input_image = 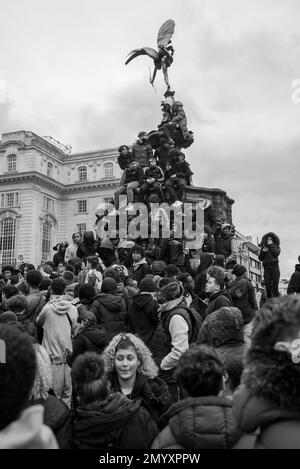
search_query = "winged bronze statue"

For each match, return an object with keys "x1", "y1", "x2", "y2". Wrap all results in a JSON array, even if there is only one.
[{"x1": 125, "y1": 19, "x2": 175, "y2": 89}]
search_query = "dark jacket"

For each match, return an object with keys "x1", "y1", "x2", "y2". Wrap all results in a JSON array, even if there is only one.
[
  {"x1": 128, "y1": 293, "x2": 159, "y2": 346},
  {"x1": 287, "y1": 264, "x2": 300, "y2": 294},
  {"x1": 122, "y1": 165, "x2": 144, "y2": 185},
  {"x1": 118, "y1": 152, "x2": 134, "y2": 171},
  {"x1": 128, "y1": 261, "x2": 151, "y2": 287},
  {"x1": 144, "y1": 166, "x2": 164, "y2": 182},
  {"x1": 70, "y1": 321, "x2": 108, "y2": 366},
  {"x1": 26, "y1": 291, "x2": 47, "y2": 323},
  {"x1": 29, "y1": 393, "x2": 72, "y2": 449},
  {"x1": 92, "y1": 293, "x2": 127, "y2": 341},
  {"x1": 132, "y1": 141, "x2": 153, "y2": 167},
  {"x1": 228, "y1": 277, "x2": 258, "y2": 324},
  {"x1": 109, "y1": 372, "x2": 171, "y2": 425},
  {"x1": 53, "y1": 249, "x2": 66, "y2": 267},
  {"x1": 154, "y1": 147, "x2": 170, "y2": 172},
  {"x1": 205, "y1": 290, "x2": 232, "y2": 317},
  {"x1": 233, "y1": 347, "x2": 300, "y2": 449},
  {"x1": 76, "y1": 231, "x2": 100, "y2": 261},
  {"x1": 73, "y1": 392, "x2": 158, "y2": 449},
  {"x1": 152, "y1": 396, "x2": 240, "y2": 449},
  {"x1": 202, "y1": 235, "x2": 215, "y2": 253},
  {"x1": 166, "y1": 160, "x2": 193, "y2": 183},
  {"x1": 159, "y1": 239, "x2": 185, "y2": 268},
  {"x1": 258, "y1": 232, "x2": 280, "y2": 267}
]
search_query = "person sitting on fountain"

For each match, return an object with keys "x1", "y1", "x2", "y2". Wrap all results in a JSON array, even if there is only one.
[
  {"x1": 117, "y1": 145, "x2": 134, "y2": 171},
  {"x1": 132, "y1": 132, "x2": 153, "y2": 168},
  {"x1": 139, "y1": 158, "x2": 164, "y2": 204},
  {"x1": 164, "y1": 151, "x2": 193, "y2": 206},
  {"x1": 112, "y1": 161, "x2": 144, "y2": 214},
  {"x1": 154, "y1": 137, "x2": 171, "y2": 172}
]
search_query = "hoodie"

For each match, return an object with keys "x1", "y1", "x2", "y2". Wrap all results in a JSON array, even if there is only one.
[
  {"x1": 92, "y1": 293, "x2": 127, "y2": 341},
  {"x1": 36, "y1": 295, "x2": 78, "y2": 357},
  {"x1": 0, "y1": 405, "x2": 58, "y2": 449},
  {"x1": 73, "y1": 393, "x2": 157, "y2": 449},
  {"x1": 128, "y1": 293, "x2": 159, "y2": 345}
]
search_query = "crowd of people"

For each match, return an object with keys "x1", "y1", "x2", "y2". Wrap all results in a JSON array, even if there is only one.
[{"x1": 1, "y1": 215, "x2": 300, "y2": 450}]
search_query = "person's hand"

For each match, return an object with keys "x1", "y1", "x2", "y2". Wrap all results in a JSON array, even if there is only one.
[
  {"x1": 146, "y1": 178, "x2": 151, "y2": 184},
  {"x1": 170, "y1": 174, "x2": 176, "y2": 178},
  {"x1": 262, "y1": 246, "x2": 268, "y2": 252}
]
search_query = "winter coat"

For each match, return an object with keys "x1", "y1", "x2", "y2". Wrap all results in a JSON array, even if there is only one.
[
  {"x1": 70, "y1": 321, "x2": 108, "y2": 365},
  {"x1": 287, "y1": 264, "x2": 300, "y2": 294},
  {"x1": 76, "y1": 231, "x2": 100, "y2": 261},
  {"x1": 91, "y1": 293, "x2": 127, "y2": 341},
  {"x1": 144, "y1": 166, "x2": 164, "y2": 181},
  {"x1": 73, "y1": 393, "x2": 158, "y2": 449},
  {"x1": 128, "y1": 293, "x2": 159, "y2": 346},
  {"x1": 121, "y1": 165, "x2": 144, "y2": 185},
  {"x1": 205, "y1": 290, "x2": 232, "y2": 317},
  {"x1": 159, "y1": 239, "x2": 185, "y2": 268},
  {"x1": 202, "y1": 235, "x2": 215, "y2": 253},
  {"x1": 151, "y1": 396, "x2": 240, "y2": 449},
  {"x1": 36, "y1": 295, "x2": 78, "y2": 357},
  {"x1": 215, "y1": 234, "x2": 238, "y2": 269},
  {"x1": 128, "y1": 260, "x2": 151, "y2": 287},
  {"x1": 53, "y1": 249, "x2": 66, "y2": 267},
  {"x1": 109, "y1": 372, "x2": 171, "y2": 425},
  {"x1": 233, "y1": 347, "x2": 300, "y2": 449},
  {"x1": 228, "y1": 277, "x2": 258, "y2": 324},
  {"x1": 258, "y1": 232, "x2": 281, "y2": 267},
  {"x1": 166, "y1": 160, "x2": 193, "y2": 183},
  {"x1": 118, "y1": 152, "x2": 134, "y2": 171},
  {"x1": 132, "y1": 141, "x2": 153, "y2": 167},
  {"x1": 29, "y1": 393, "x2": 72, "y2": 449}
]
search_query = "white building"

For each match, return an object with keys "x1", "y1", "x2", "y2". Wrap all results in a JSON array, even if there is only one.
[
  {"x1": 0, "y1": 131, "x2": 121, "y2": 267},
  {"x1": 235, "y1": 230, "x2": 263, "y2": 288}
]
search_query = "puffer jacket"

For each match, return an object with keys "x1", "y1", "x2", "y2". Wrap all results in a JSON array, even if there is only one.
[
  {"x1": 128, "y1": 293, "x2": 159, "y2": 346},
  {"x1": 91, "y1": 293, "x2": 127, "y2": 341},
  {"x1": 132, "y1": 141, "x2": 153, "y2": 167},
  {"x1": 287, "y1": 264, "x2": 300, "y2": 294},
  {"x1": 151, "y1": 396, "x2": 240, "y2": 449},
  {"x1": 258, "y1": 232, "x2": 280, "y2": 267}
]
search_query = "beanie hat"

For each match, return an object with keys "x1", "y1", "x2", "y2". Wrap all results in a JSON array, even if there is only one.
[
  {"x1": 62, "y1": 271, "x2": 75, "y2": 284},
  {"x1": 232, "y1": 265, "x2": 247, "y2": 277},
  {"x1": 140, "y1": 278, "x2": 156, "y2": 293},
  {"x1": 158, "y1": 278, "x2": 183, "y2": 302},
  {"x1": 163, "y1": 264, "x2": 181, "y2": 277},
  {"x1": 0, "y1": 311, "x2": 18, "y2": 324},
  {"x1": 101, "y1": 277, "x2": 117, "y2": 295},
  {"x1": 198, "y1": 307, "x2": 244, "y2": 346}
]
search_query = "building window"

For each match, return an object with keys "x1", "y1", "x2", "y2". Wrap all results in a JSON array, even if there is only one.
[
  {"x1": 47, "y1": 162, "x2": 53, "y2": 177},
  {"x1": 77, "y1": 223, "x2": 86, "y2": 235},
  {"x1": 77, "y1": 200, "x2": 87, "y2": 213},
  {"x1": 0, "y1": 192, "x2": 20, "y2": 208},
  {"x1": 78, "y1": 166, "x2": 87, "y2": 181},
  {"x1": 0, "y1": 217, "x2": 16, "y2": 266},
  {"x1": 103, "y1": 162, "x2": 113, "y2": 178},
  {"x1": 7, "y1": 154, "x2": 17, "y2": 172},
  {"x1": 42, "y1": 221, "x2": 52, "y2": 261},
  {"x1": 43, "y1": 196, "x2": 55, "y2": 212}
]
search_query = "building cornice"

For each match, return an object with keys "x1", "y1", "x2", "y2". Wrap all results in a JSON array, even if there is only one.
[{"x1": 0, "y1": 171, "x2": 120, "y2": 194}]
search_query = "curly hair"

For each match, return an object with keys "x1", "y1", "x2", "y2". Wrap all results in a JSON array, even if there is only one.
[
  {"x1": 252, "y1": 295, "x2": 300, "y2": 348},
  {"x1": 29, "y1": 344, "x2": 53, "y2": 400},
  {"x1": 103, "y1": 333, "x2": 158, "y2": 379},
  {"x1": 6, "y1": 294, "x2": 28, "y2": 314},
  {"x1": 174, "y1": 344, "x2": 225, "y2": 397},
  {"x1": 0, "y1": 327, "x2": 36, "y2": 430},
  {"x1": 206, "y1": 266, "x2": 225, "y2": 289},
  {"x1": 71, "y1": 352, "x2": 109, "y2": 404}
]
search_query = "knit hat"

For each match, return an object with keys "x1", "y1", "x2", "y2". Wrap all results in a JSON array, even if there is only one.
[
  {"x1": 101, "y1": 277, "x2": 117, "y2": 294},
  {"x1": 232, "y1": 265, "x2": 247, "y2": 277},
  {"x1": 0, "y1": 311, "x2": 18, "y2": 324},
  {"x1": 158, "y1": 278, "x2": 183, "y2": 302},
  {"x1": 140, "y1": 278, "x2": 156, "y2": 293},
  {"x1": 163, "y1": 264, "x2": 181, "y2": 277},
  {"x1": 198, "y1": 307, "x2": 244, "y2": 346}
]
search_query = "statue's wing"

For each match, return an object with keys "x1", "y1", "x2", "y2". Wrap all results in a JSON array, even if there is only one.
[
  {"x1": 157, "y1": 19, "x2": 175, "y2": 47},
  {"x1": 125, "y1": 47, "x2": 159, "y2": 65}
]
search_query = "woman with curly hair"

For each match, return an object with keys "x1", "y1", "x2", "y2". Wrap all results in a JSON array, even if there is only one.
[
  {"x1": 103, "y1": 333, "x2": 171, "y2": 424},
  {"x1": 28, "y1": 344, "x2": 72, "y2": 449},
  {"x1": 71, "y1": 352, "x2": 158, "y2": 449}
]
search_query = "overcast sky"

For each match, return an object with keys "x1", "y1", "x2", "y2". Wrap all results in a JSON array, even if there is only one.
[{"x1": 0, "y1": 0, "x2": 299, "y2": 278}]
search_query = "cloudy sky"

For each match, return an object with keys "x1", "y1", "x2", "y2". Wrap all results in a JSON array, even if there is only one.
[{"x1": 1, "y1": 0, "x2": 299, "y2": 278}]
